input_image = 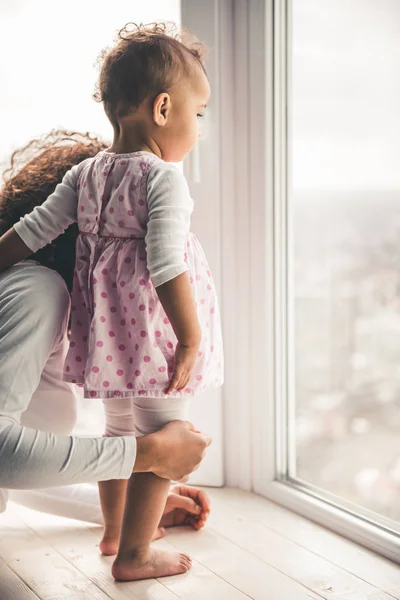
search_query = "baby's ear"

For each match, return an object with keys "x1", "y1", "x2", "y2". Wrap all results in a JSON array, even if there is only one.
[{"x1": 153, "y1": 93, "x2": 171, "y2": 127}]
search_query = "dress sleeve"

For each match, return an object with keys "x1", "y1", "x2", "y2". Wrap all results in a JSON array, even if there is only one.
[
  {"x1": 145, "y1": 162, "x2": 193, "y2": 288},
  {"x1": 13, "y1": 162, "x2": 83, "y2": 253}
]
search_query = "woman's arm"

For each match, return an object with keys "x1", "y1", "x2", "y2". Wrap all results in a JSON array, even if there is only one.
[
  {"x1": 0, "y1": 229, "x2": 32, "y2": 272},
  {"x1": 0, "y1": 164, "x2": 81, "y2": 273}
]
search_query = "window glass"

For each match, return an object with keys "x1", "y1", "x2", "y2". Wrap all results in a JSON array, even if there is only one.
[{"x1": 290, "y1": 0, "x2": 400, "y2": 524}]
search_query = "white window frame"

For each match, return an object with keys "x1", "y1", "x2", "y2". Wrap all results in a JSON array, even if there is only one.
[{"x1": 248, "y1": 0, "x2": 400, "y2": 564}]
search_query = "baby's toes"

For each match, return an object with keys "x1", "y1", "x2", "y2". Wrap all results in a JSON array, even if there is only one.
[{"x1": 179, "y1": 553, "x2": 192, "y2": 572}]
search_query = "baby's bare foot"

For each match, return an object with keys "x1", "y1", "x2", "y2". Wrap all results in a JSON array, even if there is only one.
[
  {"x1": 100, "y1": 535, "x2": 119, "y2": 556},
  {"x1": 152, "y1": 527, "x2": 166, "y2": 542},
  {"x1": 100, "y1": 525, "x2": 120, "y2": 556},
  {"x1": 112, "y1": 548, "x2": 192, "y2": 581},
  {"x1": 100, "y1": 528, "x2": 165, "y2": 556}
]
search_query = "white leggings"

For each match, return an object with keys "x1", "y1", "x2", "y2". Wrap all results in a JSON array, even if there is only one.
[{"x1": 102, "y1": 396, "x2": 190, "y2": 438}]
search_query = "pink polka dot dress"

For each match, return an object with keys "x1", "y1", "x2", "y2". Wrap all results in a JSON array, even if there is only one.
[{"x1": 64, "y1": 151, "x2": 224, "y2": 398}]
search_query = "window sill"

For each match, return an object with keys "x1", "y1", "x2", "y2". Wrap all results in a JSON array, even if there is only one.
[{"x1": 259, "y1": 479, "x2": 400, "y2": 565}]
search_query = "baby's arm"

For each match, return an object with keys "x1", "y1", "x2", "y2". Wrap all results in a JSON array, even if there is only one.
[
  {"x1": 0, "y1": 164, "x2": 81, "y2": 273},
  {"x1": 146, "y1": 163, "x2": 202, "y2": 394},
  {"x1": 157, "y1": 274, "x2": 202, "y2": 394}
]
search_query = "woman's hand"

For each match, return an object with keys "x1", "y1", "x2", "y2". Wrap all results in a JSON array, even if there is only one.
[
  {"x1": 162, "y1": 484, "x2": 211, "y2": 530},
  {"x1": 135, "y1": 420, "x2": 212, "y2": 481},
  {"x1": 166, "y1": 342, "x2": 199, "y2": 395}
]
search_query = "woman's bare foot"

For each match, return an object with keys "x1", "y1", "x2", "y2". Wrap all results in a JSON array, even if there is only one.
[
  {"x1": 112, "y1": 548, "x2": 192, "y2": 581},
  {"x1": 100, "y1": 527, "x2": 165, "y2": 556}
]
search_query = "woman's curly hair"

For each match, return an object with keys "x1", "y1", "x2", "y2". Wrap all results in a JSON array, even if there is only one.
[{"x1": 0, "y1": 129, "x2": 108, "y2": 290}]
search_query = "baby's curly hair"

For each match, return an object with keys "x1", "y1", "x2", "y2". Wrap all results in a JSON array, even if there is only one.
[
  {"x1": 0, "y1": 130, "x2": 108, "y2": 289},
  {"x1": 94, "y1": 22, "x2": 207, "y2": 128}
]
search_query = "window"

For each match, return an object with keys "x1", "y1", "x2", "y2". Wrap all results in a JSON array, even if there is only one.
[{"x1": 288, "y1": 0, "x2": 400, "y2": 529}]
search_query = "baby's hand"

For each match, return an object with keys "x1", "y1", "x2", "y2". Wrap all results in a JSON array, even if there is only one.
[{"x1": 166, "y1": 342, "x2": 199, "y2": 395}]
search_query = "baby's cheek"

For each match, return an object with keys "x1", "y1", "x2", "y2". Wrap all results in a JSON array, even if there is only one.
[{"x1": 186, "y1": 124, "x2": 199, "y2": 153}]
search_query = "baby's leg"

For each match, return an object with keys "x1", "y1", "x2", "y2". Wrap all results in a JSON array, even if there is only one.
[
  {"x1": 98, "y1": 398, "x2": 135, "y2": 556},
  {"x1": 112, "y1": 396, "x2": 191, "y2": 582}
]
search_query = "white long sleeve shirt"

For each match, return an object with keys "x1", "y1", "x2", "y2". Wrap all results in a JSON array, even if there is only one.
[{"x1": 0, "y1": 261, "x2": 137, "y2": 489}]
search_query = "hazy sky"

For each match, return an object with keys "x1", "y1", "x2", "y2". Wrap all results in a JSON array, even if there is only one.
[
  {"x1": 292, "y1": 0, "x2": 400, "y2": 190},
  {"x1": 0, "y1": 0, "x2": 180, "y2": 169},
  {"x1": 0, "y1": 0, "x2": 399, "y2": 191}
]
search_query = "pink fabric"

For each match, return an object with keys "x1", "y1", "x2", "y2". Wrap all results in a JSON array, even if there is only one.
[{"x1": 64, "y1": 151, "x2": 223, "y2": 398}]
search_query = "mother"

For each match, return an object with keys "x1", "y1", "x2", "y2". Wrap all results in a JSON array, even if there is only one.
[{"x1": 0, "y1": 130, "x2": 210, "y2": 532}]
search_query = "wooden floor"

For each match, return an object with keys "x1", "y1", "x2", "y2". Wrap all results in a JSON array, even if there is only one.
[{"x1": 0, "y1": 487, "x2": 399, "y2": 600}]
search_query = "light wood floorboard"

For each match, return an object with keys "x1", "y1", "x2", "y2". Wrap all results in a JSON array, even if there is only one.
[
  {"x1": 207, "y1": 488, "x2": 400, "y2": 599},
  {"x1": 0, "y1": 487, "x2": 398, "y2": 600}
]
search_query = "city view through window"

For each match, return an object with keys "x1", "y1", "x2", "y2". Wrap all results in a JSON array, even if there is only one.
[{"x1": 291, "y1": 0, "x2": 400, "y2": 523}]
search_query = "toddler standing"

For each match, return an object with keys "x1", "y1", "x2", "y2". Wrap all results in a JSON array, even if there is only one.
[{"x1": 0, "y1": 23, "x2": 223, "y2": 581}]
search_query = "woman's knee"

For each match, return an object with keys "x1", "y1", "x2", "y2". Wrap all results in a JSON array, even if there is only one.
[{"x1": 22, "y1": 387, "x2": 79, "y2": 436}]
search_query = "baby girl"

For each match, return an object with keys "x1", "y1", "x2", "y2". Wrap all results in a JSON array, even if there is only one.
[{"x1": 0, "y1": 23, "x2": 223, "y2": 581}]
